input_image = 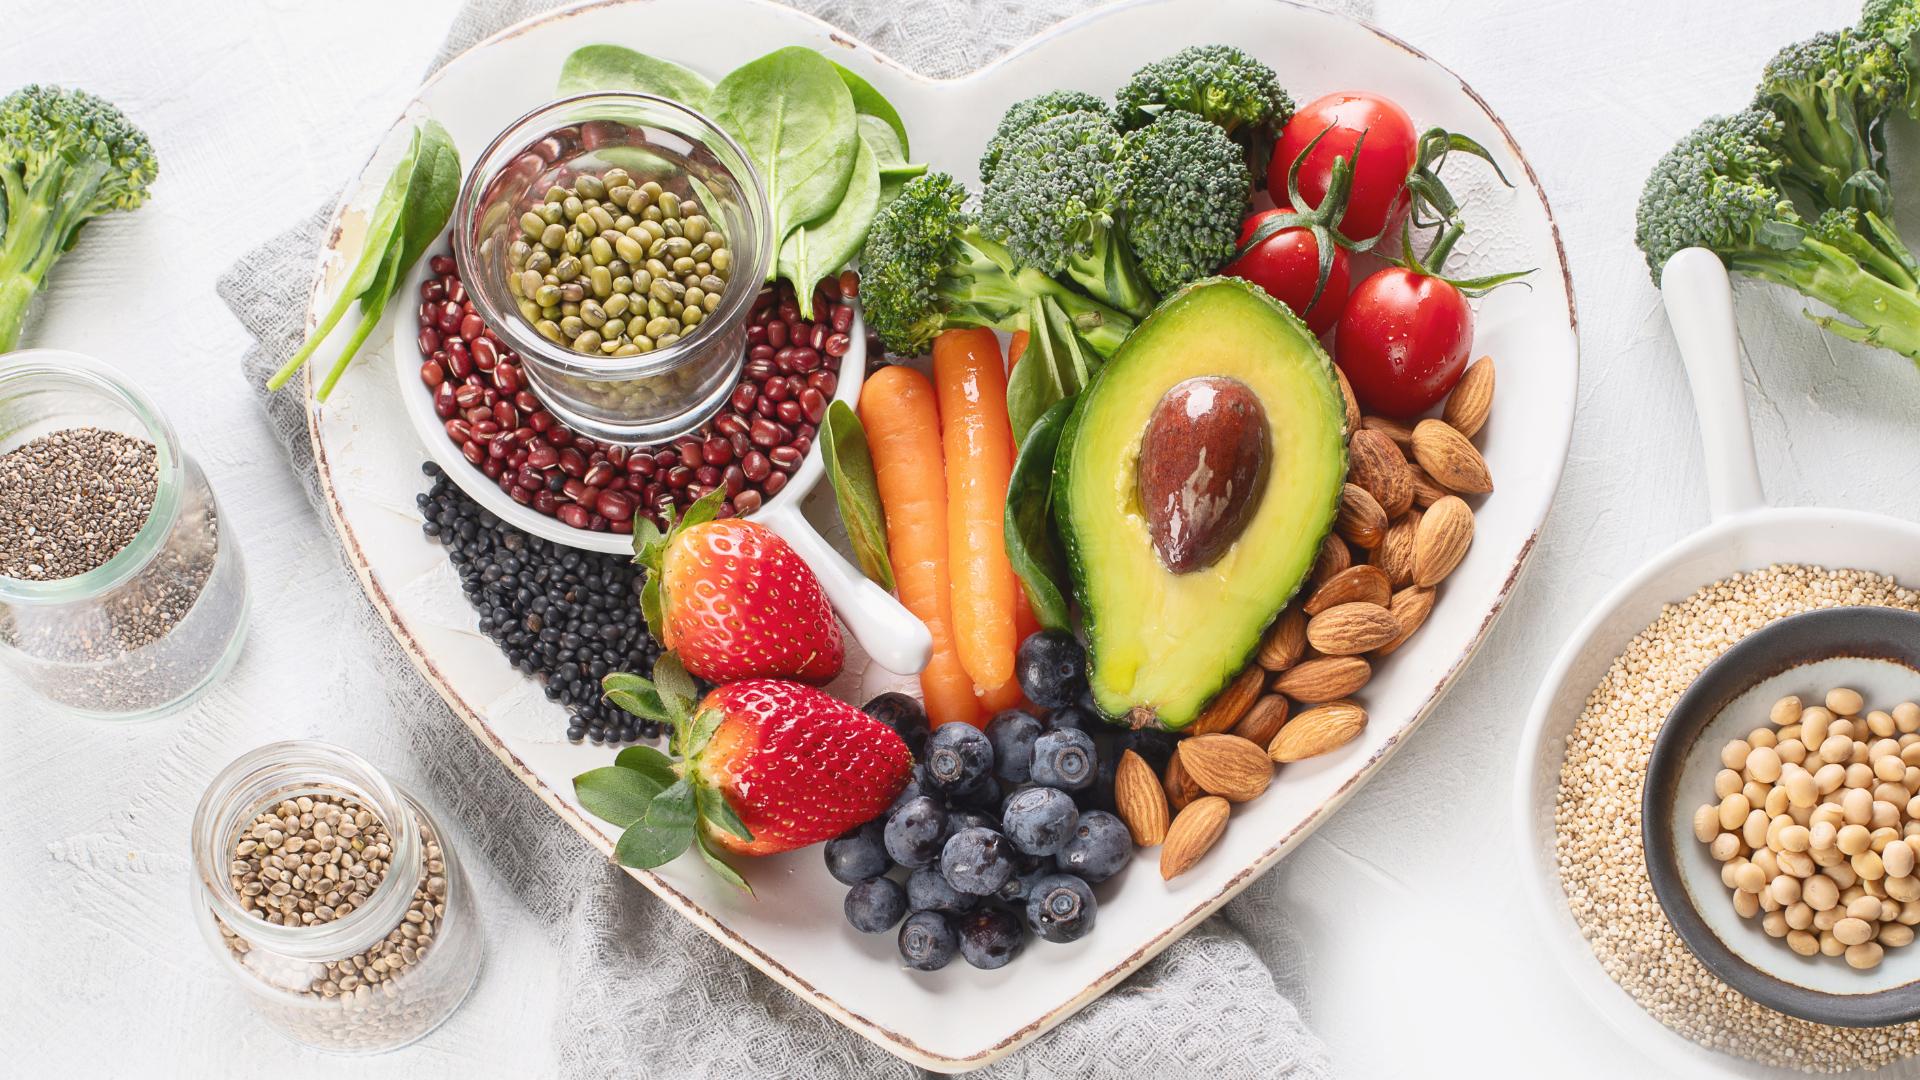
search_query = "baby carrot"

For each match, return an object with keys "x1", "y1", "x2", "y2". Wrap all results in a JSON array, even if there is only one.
[
  {"x1": 933, "y1": 328, "x2": 1019, "y2": 692},
  {"x1": 1008, "y1": 329, "x2": 1030, "y2": 371},
  {"x1": 977, "y1": 675, "x2": 1027, "y2": 716},
  {"x1": 859, "y1": 365, "x2": 981, "y2": 729}
]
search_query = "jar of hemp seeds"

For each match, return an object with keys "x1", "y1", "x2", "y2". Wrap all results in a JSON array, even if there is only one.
[
  {"x1": 190, "y1": 741, "x2": 482, "y2": 1053},
  {"x1": 0, "y1": 350, "x2": 249, "y2": 719}
]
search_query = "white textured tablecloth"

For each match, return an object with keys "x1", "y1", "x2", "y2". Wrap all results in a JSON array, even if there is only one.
[{"x1": 7, "y1": 0, "x2": 1920, "y2": 1076}]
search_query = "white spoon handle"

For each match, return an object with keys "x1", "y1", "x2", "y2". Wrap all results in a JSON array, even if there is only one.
[
  {"x1": 1660, "y1": 248, "x2": 1768, "y2": 520},
  {"x1": 756, "y1": 500, "x2": 932, "y2": 677}
]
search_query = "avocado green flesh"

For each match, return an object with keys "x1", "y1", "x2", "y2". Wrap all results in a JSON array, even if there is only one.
[{"x1": 1057, "y1": 278, "x2": 1348, "y2": 730}]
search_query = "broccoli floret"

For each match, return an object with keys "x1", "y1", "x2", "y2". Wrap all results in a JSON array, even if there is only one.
[
  {"x1": 977, "y1": 90, "x2": 1112, "y2": 185},
  {"x1": 858, "y1": 172, "x2": 1136, "y2": 358},
  {"x1": 1114, "y1": 44, "x2": 1293, "y2": 140},
  {"x1": 1861, "y1": 0, "x2": 1920, "y2": 110},
  {"x1": 0, "y1": 85, "x2": 157, "y2": 351},
  {"x1": 1752, "y1": 29, "x2": 1906, "y2": 218},
  {"x1": 1636, "y1": 109, "x2": 1920, "y2": 361},
  {"x1": 979, "y1": 111, "x2": 1157, "y2": 318},
  {"x1": 1117, "y1": 112, "x2": 1252, "y2": 295}
]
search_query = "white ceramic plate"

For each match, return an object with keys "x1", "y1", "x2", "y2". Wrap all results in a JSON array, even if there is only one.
[{"x1": 302, "y1": 0, "x2": 1577, "y2": 1068}]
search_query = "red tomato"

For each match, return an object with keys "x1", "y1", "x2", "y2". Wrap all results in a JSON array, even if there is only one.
[
  {"x1": 1272, "y1": 92, "x2": 1419, "y2": 245},
  {"x1": 1335, "y1": 266, "x2": 1473, "y2": 419},
  {"x1": 1221, "y1": 207, "x2": 1350, "y2": 337}
]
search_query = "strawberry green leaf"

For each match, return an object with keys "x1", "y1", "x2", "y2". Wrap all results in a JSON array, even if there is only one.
[
  {"x1": 612, "y1": 778, "x2": 698, "y2": 869},
  {"x1": 632, "y1": 514, "x2": 665, "y2": 566},
  {"x1": 695, "y1": 833, "x2": 753, "y2": 894},
  {"x1": 604, "y1": 680, "x2": 669, "y2": 723},
  {"x1": 640, "y1": 573, "x2": 665, "y2": 641},
  {"x1": 574, "y1": 766, "x2": 665, "y2": 828},
  {"x1": 686, "y1": 707, "x2": 724, "y2": 758},
  {"x1": 677, "y1": 488, "x2": 726, "y2": 532},
  {"x1": 651, "y1": 652, "x2": 698, "y2": 714},
  {"x1": 613, "y1": 745, "x2": 679, "y2": 789},
  {"x1": 697, "y1": 784, "x2": 753, "y2": 842}
]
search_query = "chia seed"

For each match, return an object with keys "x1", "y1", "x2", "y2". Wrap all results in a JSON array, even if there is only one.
[{"x1": 0, "y1": 427, "x2": 156, "y2": 580}]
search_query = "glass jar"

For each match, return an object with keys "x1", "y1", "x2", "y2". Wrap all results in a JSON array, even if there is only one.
[
  {"x1": 190, "y1": 741, "x2": 482, "y2": 1054},
  {"x1": 456, "y1": 91, "x2": 772, "y2": 445},
  {"x1": 0, "y1": 350, "x2": 249, "y2": 720}
]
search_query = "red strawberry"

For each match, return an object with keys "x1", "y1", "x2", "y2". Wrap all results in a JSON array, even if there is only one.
[{"x1": 636, "y1": 490, "x2": 843, "y2": 684}]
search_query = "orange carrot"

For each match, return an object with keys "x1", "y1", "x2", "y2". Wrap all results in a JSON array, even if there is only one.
[
  {"x1": 1013, "y1": 587, "x2": 1041, "y2": 644},
  {"x1": 977, "y1": 675, "x2": 1026, "y2": 716},
  {"x1": 859, "y1": 365, "x2": 981, "y2": 729},
  {"x1": 933, "y1": 328, "x2": 1020, "y2": 692},
  {"x1": 1007, "y1": 329, "x2": 1030, "y2": 371}
]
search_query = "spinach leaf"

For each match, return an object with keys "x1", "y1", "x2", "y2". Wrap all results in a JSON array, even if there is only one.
[
  {"x1": 710, "y1": 47, "x2": 859, "y2": 261},
  {"x1": 392, "y1": 119, "x2": 462, "y2": 276},
  {"x1": 831, "y1": 61, "x2": 910, "y2": 157},
  {"x1": 818, "y1": 400, "x2": 894, "y2": 590},
  {"x1": 1005, "y1": 398, "x2": 1075, "y2": 631},
  {"x1": 855, "y1": 113, "x2": 926, "y2": 208},
  {"x1": 1006, "y1": 295, "x2": 1101, "y2": 447},
  {"x1": 557, "y1": 44, "x2": 713, "y2": 108},
  {"x1": 778, "y1": 130, "x2": 880, "y2": 319}
]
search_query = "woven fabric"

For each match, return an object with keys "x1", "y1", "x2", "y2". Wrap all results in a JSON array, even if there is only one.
[{"x1": 218, "y1": 2, "x2": 1343, "y2": 1075}]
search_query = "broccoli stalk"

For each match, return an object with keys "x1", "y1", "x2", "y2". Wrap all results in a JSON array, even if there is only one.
[
  {"x1": 0, "y1": 85, "x2": 157, "y2": 352},
  {"x1": 859, "y1": 172, "x2": 1136, "y2": 358},
  {"x1": 1753, "y1": 30, "x2": 1906, "y2": 222}
]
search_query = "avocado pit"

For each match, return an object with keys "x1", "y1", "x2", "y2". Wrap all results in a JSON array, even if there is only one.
[{"x1": 1136, "y1": 375, "x2": 1271, "y2": 574}]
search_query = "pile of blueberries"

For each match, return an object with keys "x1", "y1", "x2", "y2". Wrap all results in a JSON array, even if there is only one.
[{"x1": 826, "y1": 631, "x2": 1179, "y2": 971}]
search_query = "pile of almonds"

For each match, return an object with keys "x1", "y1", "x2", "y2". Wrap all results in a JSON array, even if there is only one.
[{"x1": 1117, "y1": 357, "x2": 1497, "y2": 880}]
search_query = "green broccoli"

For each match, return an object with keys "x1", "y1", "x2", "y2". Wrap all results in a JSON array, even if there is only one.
[
  {"x1": 1117, "y1": 111, "x2": 1252, "y2": 295},
  {"x1": 1861, "y1": 0, "x2": 1920, "y2": 111},
  {"x1": 0, "y1": 85, "x2": 157, "y2": 351},
  {"x1": 977, "y1": 89, "x2": 1112, "y2": 185},
  {"x1": 1752, "y1": 29, "x2": 1906, "y2": 220},
  {"x1": 979, "y1": 110, "x2": 1158, "y2": 319},
  {"x1": 1636, "y1": 109, "x2": 1920, "y2": 361},
  {"x1": 1113, "y1": 44, "x2": 1292, "y2": 139},
  {"x1": 858, "y1": 172, "x2": 1136, "y2": 358}
]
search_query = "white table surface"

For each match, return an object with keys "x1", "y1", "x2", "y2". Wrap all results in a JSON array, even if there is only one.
[{"x1": 6, "y1": 0, "x2": 1919, "y2": 1076}]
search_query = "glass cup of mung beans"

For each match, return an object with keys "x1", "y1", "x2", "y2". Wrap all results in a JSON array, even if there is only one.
[{"x1": 456, "y1": 92, "x2": 772, "y2": 445}]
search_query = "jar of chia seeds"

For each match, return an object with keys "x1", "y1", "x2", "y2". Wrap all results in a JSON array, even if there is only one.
[
  {"x1": 190, "y1": 741, "x2": 482, "y2": 1053},
  {"x1": 0, "y1": 349, "x2": 249, "y2": 719}
]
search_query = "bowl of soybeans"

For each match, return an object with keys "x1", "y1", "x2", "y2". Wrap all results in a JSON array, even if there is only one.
[{"x1": 1644, "y1": 605, "x2": 1920, "y2": 1026}]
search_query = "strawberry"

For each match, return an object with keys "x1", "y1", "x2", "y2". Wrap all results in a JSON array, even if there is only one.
[
  {"x1": 634, "y1": 489, "x2": 843, "y2": 684},
  {"x1": 572, "y1": 656, "x2": 911, "y2": 889}
]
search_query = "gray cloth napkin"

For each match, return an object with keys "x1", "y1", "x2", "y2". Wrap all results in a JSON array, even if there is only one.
[{"x1": 219, "y1": 2, "x2": 1342, "y2": 1075}]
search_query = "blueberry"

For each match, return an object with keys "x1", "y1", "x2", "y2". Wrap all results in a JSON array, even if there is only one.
[
  {"x1": 947, "y1": 808, "x2": 998, "y2": 834},
  {"x1": 824, "y1": 821, "x2": 890, "y2": 885},
  {"x1": 1114, "y1": 727, "x2": 1178, "y2": 774},
  {"x1": 1016, "y1": 630, "x2": 1087, "y2": 709},
  {"x1": 923, "y1": 724, "x2": 995, "y2": 796},
  {"x1": 884, "y1": 796, "x2": 948, "y2": 868},
  {"x1": 1044, "y1": 704, "x2": 1095, "y2": 735},
  {"x1": 985, "y1": 710, "x2": 1044, "y2": 784},
  {"x1": 1030, "y1": 728, "x2": 1098, "y2": 790},
  {"x1": 952, "y1": 774, "x2": 1003, "y2": 812},
  {"x1": 898, "y1": 911, "x2": 958, "y2": 971},
  {"x1": 1000, "y1": 785, "x2": 1079, "y2": 856},
  {"x1": 907, "y1": 866, "x2": 977, "y2": 915},
  {"x1": 940, "y1": 827, "x2": 1017, "y2": 896},
  {"x1": 1024, "y1": 873, "x2": 1097, "y2": 943},
  {"x1": 864, "y1": 692, "x2": 930, "y2": 759},
  {"x1": 1076, "y1": 753, "x2": 1119, "y2": 814},
  {"x1": 844, "y1": 877, "x2": 908, "y2": 933},
  {"x1": 994, "y1": 859, "x2": 1057, "y2": 905},
  {"x1": 956, "y1": 906, "x2": 1026, "y2": 970},
  {"x1": 1057, "y1": 810, "x2": 1131, "y2": 883},
  {"x1": 889, "y1": 773, "x2": 926, "y2": 812}
]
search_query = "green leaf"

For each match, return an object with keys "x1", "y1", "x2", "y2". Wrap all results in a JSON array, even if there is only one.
[
  {"x1": 1004, "y1": 397, "x2": 1075, "y2": 631},
  {"x1": 695, "y1": 833, "x2": 753, "y2": 894},
  {"x1": 686, "y1": 707, "x2": 724, "y2": 758},
  {"x1": 557, "y1": 45, "x2": 714, "y2": 108},
  {"x1": 696, "y1": 784, "x2": 753, "y2": 842},
  {"x1": 819, "y1": 401, "x2": 894, "y2": 589},
  {"x1": 677, "y1": 488, "x2": 726, "y2": 532},
  {"x1": 710, "y1": 47, "x2": 859, "y2": 261},
  {"x1": 651, "y1": 652, "x2": 698, "y2": 714},
  {"x1": 612, "y1": 778, "x2": 698, "y2": 868},
  {"x1": 605, "y1": 687, "x2": 667, "y2": 722},
  {"x1": 1006, "y1": 295, "x2": 1102, "y2": 448},
  {"x1": 779, "y1": 131, "x2": 880, "y2": 319},
  {"x1": 640, "y1": 572, "x2": 664, "y2": 641},
  {"x1": 632, "y1": 513, "x2": 665, "y2": 564},
  {"x1": 574, "y1": 766, "x2": 666, "y2": 828},
  {"x1": 857, "y1": 114, "x2": 907, "y2": 168},
  {"x1": 832, "y1": 61, "x2": 910, "y2": 157},
  {"x1": 392, "y1": 119, "x2": 461, "y2": 283},
  {"x1": 613, "y1": 744, "x2": 679, "y2": 790}
]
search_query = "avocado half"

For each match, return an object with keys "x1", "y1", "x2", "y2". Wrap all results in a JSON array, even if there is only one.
[{"x1": 1055, "y1": 277, "x2": 1348, "y2": 730}]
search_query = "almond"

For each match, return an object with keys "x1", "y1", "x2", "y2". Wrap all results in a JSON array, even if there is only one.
[
  {"x1": 1160, "y1": 796, "x2": 1230, "y2": 880},
  {"x1": 1304, "y1": 564, "x2": 1392, "y2": 615},
  {"x1": 1256, "y1": 606, "x2": 1308, "y2": 672},
  {"x1": 1269, "y1": 700, "x2": 1368, "y2": 762},
  {"x1": 1371, "y1": 509, "x2": 1421, "y2": 588},
  {"x1": 1115, "y1": 750, "x2": 1170, "y2": 846},
  {"x1": 1333, "y1": 364, "x2": 1361, "y2": 437},
  {"x1": 1189, "y1": 665, "x2": 1265, "y2": 736},
  {"x1": 1230, "y1": 693, "x2": 1291, "y2": 747},
  {"x1": 1362, "y1": 414, "x2": 1415, "y2": 452},
  {"x1": 1272, "y1": 655, "x2": 1372, "y2": 703},
  {"x1": 1413, "y1": 495, "x2": 1474, "y2": 588},
  {"x1": 1411, "y1": 418, "x2": 1492, "y2": 495},
  {"x1": 1335, "y1": 483, "x2": 1389, "y2": 550},
  {"x1": 1409, "y1": 464, "x2": 1450, "y2": 509},
  {"x1": 1305, "y1": 602, "x2": 1401, "y2": 656},
  {"x1": 1308, "y1": 531, "x2": 1353, "y2": 590},
  {"x1": 1372, "y1": 586, "x2": 1436, "y2": 658},
  {"x1": 1443, "y1": 356, "x2": 1494, "y2": 439},
  {"x1": 1347, "y1": 428, "x2": 1415, "y2": 518},
  {"x1": 1163, "y1": 749, "x2": 1202, "y2": 812},
  {"x1": 1178, "y1": 734, "x2": 1274, "y2": 802}
]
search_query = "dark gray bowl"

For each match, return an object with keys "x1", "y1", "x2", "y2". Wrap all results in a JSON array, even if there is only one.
[{"x1": 1644, "y1": 605, "x2": 1920, "y2": 1026}]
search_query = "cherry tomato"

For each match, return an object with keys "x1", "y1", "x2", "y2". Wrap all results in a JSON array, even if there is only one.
[
  {"x1": 1221, "y1": 207, "x2": 1350, "y2": 337},
  {"x1": 1272, "y1": 92, "x2": 1419, "y2": 245},
  {"x1": 1335, "y1": 266, "x2": 1473, "y2": 419}
]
